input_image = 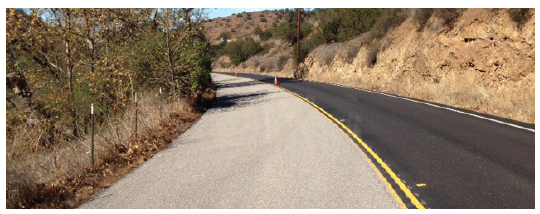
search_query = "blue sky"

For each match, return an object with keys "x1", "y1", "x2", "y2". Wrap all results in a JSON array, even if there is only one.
[{"x1": 207, "y1": 8, "x2": 283, "y2": 19}]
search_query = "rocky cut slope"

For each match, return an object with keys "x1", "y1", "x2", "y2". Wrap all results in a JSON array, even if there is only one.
[
  {"x1": 213, "y1": 9, "x2": 534, "y2": 123},
  {"x1": 299, "y1": 8, "x2": 535, "y2": 123}
]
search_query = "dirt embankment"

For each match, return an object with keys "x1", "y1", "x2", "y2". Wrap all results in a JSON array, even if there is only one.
[{"x1": 215, "y1": 9, "x2": 535, "y2": 123}]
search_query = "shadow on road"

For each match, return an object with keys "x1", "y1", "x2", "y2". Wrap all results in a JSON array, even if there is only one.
[
  {"x1": 210, "y1": 91, "x2": 276, "y2": 113},
  {"x1": 215, "y1": 79, "x2": 265, "y2": 89}
]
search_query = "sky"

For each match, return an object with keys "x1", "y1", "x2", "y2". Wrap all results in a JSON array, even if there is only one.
[{"x1": 207, "y1": 8, "x2": 284, "y2": 19}]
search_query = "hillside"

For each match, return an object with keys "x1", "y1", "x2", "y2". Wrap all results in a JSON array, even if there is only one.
[
  {"x1": 204, "y1": 10, "x2": 286, "y2": 44},
  {"x1": 212, "y1": 8, "x2": 535, "y2": 123}
]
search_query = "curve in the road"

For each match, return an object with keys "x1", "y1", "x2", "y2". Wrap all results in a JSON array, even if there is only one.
[{"x1": 221, "y1": 72, "x2": 535, "y2": 209}]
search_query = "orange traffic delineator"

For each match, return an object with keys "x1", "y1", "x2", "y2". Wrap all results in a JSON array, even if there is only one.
[{"x1": 274, "y1": 76, "x2": 279, "y2": 85}]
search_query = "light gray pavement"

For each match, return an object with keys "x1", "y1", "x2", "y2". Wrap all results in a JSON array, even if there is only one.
[{"x1": 79, "y1": 73, "x2": 402, "y2": 209}]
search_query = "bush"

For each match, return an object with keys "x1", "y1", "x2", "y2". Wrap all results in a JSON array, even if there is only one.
[
  {"x1": 254, "y1": 26, "x2": 263, "y2": 35},
  {"x1": 210, "y1": 41, "x2": 227, "y2": 56},
  {"x1": 236, "y1": 13, "x2": 243, "y2": 18},
  {"x1": 413, "y1": 8, "x2": 434, "y2": 31},
  {"x1": 315, "y1": 8, "x2": 383, "y2": 43},
  {"x1": 255, "y1": 26, "x2": 273, "y2": 41},
  {"x1": 293, "y1": 32, "x2": 326, "y2": 63},
  {"x1": 273, "y1": 21, "x2": 312, "y2": 44},
  {"x1": 260, "y1": 17, "x2": 267, "y2": 22},
  {"x1": 222, "y1": 37, "x2": 263, "y2": 66},
  {"x1": 508, "y1": 8, "x2": 532, "y2": 29}
]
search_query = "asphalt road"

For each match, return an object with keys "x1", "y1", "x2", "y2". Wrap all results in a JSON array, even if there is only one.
[
  {"x1": 80, "y1": 73, "x2": 402, "y2": 209},
  {"x1": 221, "y1": 72, "x2": 535, "y2": 209}
]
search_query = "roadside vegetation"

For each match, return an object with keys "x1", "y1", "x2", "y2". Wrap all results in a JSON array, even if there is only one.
[{"x1": 6, "y1": 8, "x2": 215, "y2": 208}]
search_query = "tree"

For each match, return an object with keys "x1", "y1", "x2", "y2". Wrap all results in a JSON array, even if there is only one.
[{"x1": 6, "y1": 8, "x2": 213, "y2": 144}]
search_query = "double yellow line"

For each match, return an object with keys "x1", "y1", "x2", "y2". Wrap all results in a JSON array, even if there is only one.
[{"x1": 272, "y1": 83, "x2": 425, "y2": 209}]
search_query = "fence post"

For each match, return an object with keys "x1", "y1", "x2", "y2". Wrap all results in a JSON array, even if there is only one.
[
  {"x1": 159, "y1": 87, "x2": 162, "y2": 118},
  {"x1": 135, "y1": 93, "x2": 138, "y2": 143},
  {"x1": 91, "y1": 103, "x2": 95, "y2": 166}
]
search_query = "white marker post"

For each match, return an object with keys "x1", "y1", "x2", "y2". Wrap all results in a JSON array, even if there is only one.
[
  {"x1": 159, "y1": 87, "x2": 162, "y2": 118},
  {"x1": 91, "y1": 103, "x2": 95, "y2": 166},
  {"x1": 134, "y1": 93, "x2": 138, "y2": 143}
]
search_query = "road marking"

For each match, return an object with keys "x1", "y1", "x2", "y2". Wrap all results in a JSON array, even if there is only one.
[
  {"x1": 311, "y1": 108, "x2": 408, "y2": 209},
  {"x1": 276, "y1": 86, "x2": 426, "y2": 209},
  {"x1": 284, "y1": 86, "x2": 407, "y2": 209},
  {"x1": 300, "y1": 78, "x2": 534, "y2": 133},
  {"x1": 228, "y1": 73, "x2": 425, "y2": 208}
]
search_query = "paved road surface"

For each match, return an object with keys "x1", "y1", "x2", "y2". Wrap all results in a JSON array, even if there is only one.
[
  {"x1": 80, "y1": 73, "x2": 402, "y2": 209},
  {"x1": 222, "y1": 72, "x2": 535, "y2": 209}
]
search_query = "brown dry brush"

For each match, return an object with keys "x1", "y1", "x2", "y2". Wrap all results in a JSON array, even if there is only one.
[
  {"x1": 6, "y1": 86, "x2": 216, "y2": 209},
  {"x1": 6, "y1": 8, "x2": 215, "y2": 209}
]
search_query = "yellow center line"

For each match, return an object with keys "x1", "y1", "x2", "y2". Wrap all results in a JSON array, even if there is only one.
[{"x1": 274, "y1": 84, "x2": 425, "y2": 209}]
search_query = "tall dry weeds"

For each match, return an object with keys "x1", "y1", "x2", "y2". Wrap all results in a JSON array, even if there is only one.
[{"x1": 6, "y1": 88, "x2": 215, "y2": 208}]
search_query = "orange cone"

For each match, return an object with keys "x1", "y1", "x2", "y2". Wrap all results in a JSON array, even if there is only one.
[{"x1": 274, "y1": 76, "x2": 279, "y2": 86}]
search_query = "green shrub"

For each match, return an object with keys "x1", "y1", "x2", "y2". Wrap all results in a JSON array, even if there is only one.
[
  {"x1": 210, "y1": 41, "x2": 227, "y2": 57},
  {"x1": 255, "y1": 26, "x2": 273, "y2": 41},
  {"x1": 273, "y1": 21, "x2": 312, "y2": 44},
  {"x1": 315, "y1": 8, "x2": 383, "y2": 43},
  {"x1": 236, "y1": 13, "x2": 243, "y2": 18},
  {"x1": 223, "y1": 37, "x2": 263, "y2": 66},
  {"x1": 260, "y1": 17, "x2": 267, "y2": 22},
  {"x1": 293, "y1": 32, "x2": 326, "y2": 63},
  {"x1": 254, "y1": 26, "x2": 263, "y2": 35}
]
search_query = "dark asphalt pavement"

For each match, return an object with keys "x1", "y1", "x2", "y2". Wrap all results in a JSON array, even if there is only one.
[{"x1": 219, "y1": 72, "x2": 535, "y2": 209}]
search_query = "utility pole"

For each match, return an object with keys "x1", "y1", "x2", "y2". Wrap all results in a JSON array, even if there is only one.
[{"x1": 297, "y1": 8, "x2": 301, "y2": 62}]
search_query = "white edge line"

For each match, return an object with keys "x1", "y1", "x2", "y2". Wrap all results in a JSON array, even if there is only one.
[{"x1": 300, "y1": 78, "x2": 535, "y2": 133}]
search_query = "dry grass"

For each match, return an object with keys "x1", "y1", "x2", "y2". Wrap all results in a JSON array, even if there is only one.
[
  {"x1": 304, "y1": 35, "x2": 365, "y2": 67},
  {"x1": 311, "y1": 43, "x2": 340, "y2": 66},
  {"x1": 307, "y1": 68, "x2": 534, "y2": 123},
  {"x1": 6, "y1": 86, "x2": 216, "y2": 208}
]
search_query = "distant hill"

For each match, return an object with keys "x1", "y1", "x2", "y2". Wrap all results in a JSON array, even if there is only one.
[{"x1": 204, "y1": 10, "x2": 287, "y2": 44}]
